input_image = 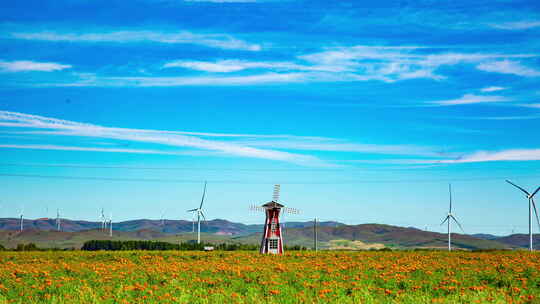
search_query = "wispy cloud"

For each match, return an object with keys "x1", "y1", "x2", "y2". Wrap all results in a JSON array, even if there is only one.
[
  {"x1": 234, "y1": 140, "x2": 441, "y2": 157},
  {"x1": 163, "y1": 60, "x2": 335, "y2": 73},
  {"x1": 481, "y1": 86, "x2": 506, "y2": 92},
  {"x1": 184, "y1": 0, "x2": 257, "y2": 2},
  {"x1": 0, "y1": 111, "x2": 326, "y2": 166},
  {"x1": 349, "y1": 149, "x2": 540, "y2": 165},
  {"x1": 519, "y1": 103, "x2": 540, "y2": 109},
  {"x1": 0, "y1": 60, "x2": 71, "y2": 72},
  {"x1": 477, "y1": 60, "x2": 540, "y2": 77},
  {"x1": 433, "y1": 149, "x2": 540, "y2": 164},
  {"x1": 11, "y1": 30, "x2": 261, "y2": 51},
  {"x1": 0, "y1": 144, "x2": 202, "y2": 155},
  {"x1": 104, "y1": 73, "x2": 305, "y2": 86},
  {"x1": 429, "y1": 94, "x2": 509, "y2": 106},
  {"x1": 490, "y1": 21, "x2": 540, "y2": 30}
]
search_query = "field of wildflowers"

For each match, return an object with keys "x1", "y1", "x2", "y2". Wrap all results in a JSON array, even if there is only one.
[{"x1": 0, "y1": 251, "x2": 538, "y2": 303}]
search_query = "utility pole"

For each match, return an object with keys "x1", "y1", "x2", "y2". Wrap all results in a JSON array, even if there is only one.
[{"x1": 314, "y1": 217, "x2": 318, "y2": 252}]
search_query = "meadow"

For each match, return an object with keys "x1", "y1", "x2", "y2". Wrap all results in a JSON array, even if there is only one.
[{"x1": 0, "y1": 251, "x2": 539, "y2": 303}]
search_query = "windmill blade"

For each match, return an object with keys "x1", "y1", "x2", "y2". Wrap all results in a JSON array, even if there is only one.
[
  {"x1": 200, "y1": 210, "x2": 207, "y2": 222},
  {"x1": 283, "y1": 207, "x2": 300, "y2": 215},
  {"x1": 273, "y1": 184, "x2": 281, "y2": 202},
  {"x1": 440, "y1": 216, "x2": 449, "y2": 225},
  {"x1": 450, "y1": 215, "x2": 465, "y2": 233},
  {"x1": 532, "y1": 199, "x2": 540, "y2": 232},
  {"x1": 249, "y1": 205, "x2": 265, "y2": 213},
  {"x1": 448, "y1": 183, "x2": 452, "y2": 213},
  {"x1": 187, "y1": 208, "x2": 198, "y2": 212},
  {"x1": 199, "y1": 181, "x2": 207, "y2": 209},
  {"x1": 506, "y1": 180, "x2": 530, "y2": 196},
  {"x1": 531, "y1": 186, "x2": 540, "y2": 198}
]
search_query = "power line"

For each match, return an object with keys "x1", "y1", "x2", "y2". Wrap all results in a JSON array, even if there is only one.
[
  {"x1": 0, "y1": 173, "x2": 539, "y2": 184},
  {"x1": 0, "y1": 162, "x2": 537, "y2": 173}
]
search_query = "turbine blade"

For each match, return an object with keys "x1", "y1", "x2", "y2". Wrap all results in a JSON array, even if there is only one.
[
  {"x1": 449, "y1": 183, "x2": 452, "y2": 213},
  {"x1": 506, "y1": 180, "x2": 530, "y2": 196},
  {"x1": 187, "y1": 208, "x2": 198, "y2": 212},
  {"x1": 532, "y1": 199, "x2": 540, "y2": 232},
  {"x1": 440, "y1": 216, "x2": 449, "y2": 225},
  {"x1": 451, "y1": 215, "x2": 465, "y2": 233},
  {"x1": 200, "y1": 211, "x2": 207, "y2": 222},
  {"x1": 199, "y1": 181, "x2": 207, "y2": 209},
  {"x1": 531, "y1": 186, "x2": 540, "y2": 198}
]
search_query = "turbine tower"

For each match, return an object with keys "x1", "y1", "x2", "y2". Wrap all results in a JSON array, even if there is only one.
[
  {"x1": 440, "y1": 184, "x2": 464, "y2": 251},
  {"x1": 187, "y1": 181, "x2": 207, "y2": 244},
  {"x1": 19, "y1": 206, "x2": 24, "y2": 232},
  {"x1": 506, "y1": 180, "x2": 540, "y2": 251},
  {"x1": 100, "y1": 208, "x2": 106, "y2": 231},
  {"x1": 109, "y1": 213, "x2": 113, "y2": 237},
  {"x1": 56, "y1": 208, "x2": 61, "y2": 231}
]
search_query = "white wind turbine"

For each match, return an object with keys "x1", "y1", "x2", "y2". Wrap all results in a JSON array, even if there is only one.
[
  {"x1": 19, "y1": 206, "x2": 24, "y2": 232},
  {"x1": 109, "y1": 212, "x2": 113, "y2": 237},
  {"x1": 440, "y1": 184, "x2": 464, "y2": 251},
  {"x1": 100, "y1": 208, "x2": 107, "y2": 232},
  {"x1": 187, "y1": 182, "x2": 207, "y2": 244},
  {"x1": 506, "y1": 180, "x2": 540, "y2": 251},
  {"x1": 56, "y1": 208, "x2": 61, "y2": 231}
]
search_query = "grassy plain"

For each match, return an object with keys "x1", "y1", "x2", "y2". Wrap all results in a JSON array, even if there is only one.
[{"x1": 0, "y1": 251, "x2": 539, "y2": 303}]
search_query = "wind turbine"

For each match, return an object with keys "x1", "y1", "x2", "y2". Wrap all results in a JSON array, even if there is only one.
[
  {"x1": 100, "y1": 208, "x2": 106, "y2": 231},
  {"x1": 440, "y1": 184, "x2": 464, "y2": 251},
  {"x1": 187, "y1": 182, "x2": 207, "y2": 244},
  {"x1": 56, "y1": 208, "x2": 61, "y2": 231},
  {"x1": 19, "y1": 206, "x2": 24, "y2": 232},
  {"x1": 109, "y1": 213, "x2": 113, "y2": 237},
  {"x1": 506, "y1": 180, "x2": 540, "y2": 251}
]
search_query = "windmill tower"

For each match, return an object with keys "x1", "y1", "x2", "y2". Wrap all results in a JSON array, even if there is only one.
[{"x1": 251, "y1": 185, "x2": 299, "y2": 255}]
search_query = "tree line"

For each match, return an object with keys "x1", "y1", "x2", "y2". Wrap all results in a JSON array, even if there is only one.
[{"x1": 81, "y1": 240, "x2": 308, "y2": 251}]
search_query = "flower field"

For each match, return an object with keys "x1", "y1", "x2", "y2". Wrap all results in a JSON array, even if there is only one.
[{"x1": 0, "y1": 251, "x2": 539, "y2": 303}]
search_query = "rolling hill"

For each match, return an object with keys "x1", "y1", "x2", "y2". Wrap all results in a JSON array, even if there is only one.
[
  {"x1": 1, "y1": 218, "x2": 535, "y2": 250},
  {"x1": 0, "y1": 218, "x2": 342, "y2": 235},
  {"x1": 234, "y1": 224, "x2": 510, "y2": 250}
]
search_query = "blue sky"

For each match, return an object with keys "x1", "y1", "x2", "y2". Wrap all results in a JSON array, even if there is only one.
[{"x1": 1, "y1": 0, "x2": 540, "y2": 234}]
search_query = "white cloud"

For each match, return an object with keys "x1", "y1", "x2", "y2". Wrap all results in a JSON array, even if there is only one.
[
  {"x1": 163, "y1": 60, "x2": 336, "y2": 73},
  {"x1": 480, "y1": 86, "x2": 506, "y2": 92},
  {"x1": 518, "y1": 103, "x2": 540, "y2": 109},
  {"x1": 235, "y1": 140, "x2": 440, "y2": 157},
  {"x1": 0, "y1": 110, "x2": 326, "y2": 166},
  {"x1": 0, "y1": 144, "x2": 197, "y2": 155},
  {"x1": 298, "y1": 46, "x2": 538, "y2": 82},
  {"x1": 477, "y1": 60, "x2": 540, "y2": 77},
  {"x1": 429, "y1": 94, "x2": 510, "y2": 106},
  {"x1": 184, "y1": 0, "x2": 257, "y2": 2},
  {"x1": 11, "y1": 31, "x2": 261, "y2": 51},
  {"x1": 435, "y1": 149, "x2": 540, "y2": 164},
  {"x1": 490, "y1": 21, "x2": 540, "y2": 30},
  {"x1": 350, "y1": 149, "x2": 540, "y2": 165},
  {"x1": 0, "y1": 60, "x2": 71, "y2": 72},
  {"x1": 105, "y1": 72, "x2": 305, "y2": 86}
]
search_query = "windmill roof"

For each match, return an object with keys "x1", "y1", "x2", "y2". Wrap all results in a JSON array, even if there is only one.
[{"x1": 262, "y1": 201, "x2": 285, "y2": 208}]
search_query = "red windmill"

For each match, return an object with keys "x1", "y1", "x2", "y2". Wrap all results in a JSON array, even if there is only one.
[{"x1": 251, "y1": 185, "x2": 299, "y2": 255}]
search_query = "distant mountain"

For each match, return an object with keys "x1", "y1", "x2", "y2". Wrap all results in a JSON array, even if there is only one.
[
  {"x1": 234, "y1": 224, "x2": 509, "y2": 250},
  {"x1": 471, "y1": 233, "x2": 500, "y2": 240},
  {"x1": 0, "y1": 229, "x2": 233, "y2": 249},
  {"x1": 1, "y1": 219, "x2": 532, "y2": 250},
  {"x1": 0, "y1": 218, "x2": 343, "y2": 236},
  {"x1": 490, "y1": 234, "x2": 540, "y2": 250}
]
